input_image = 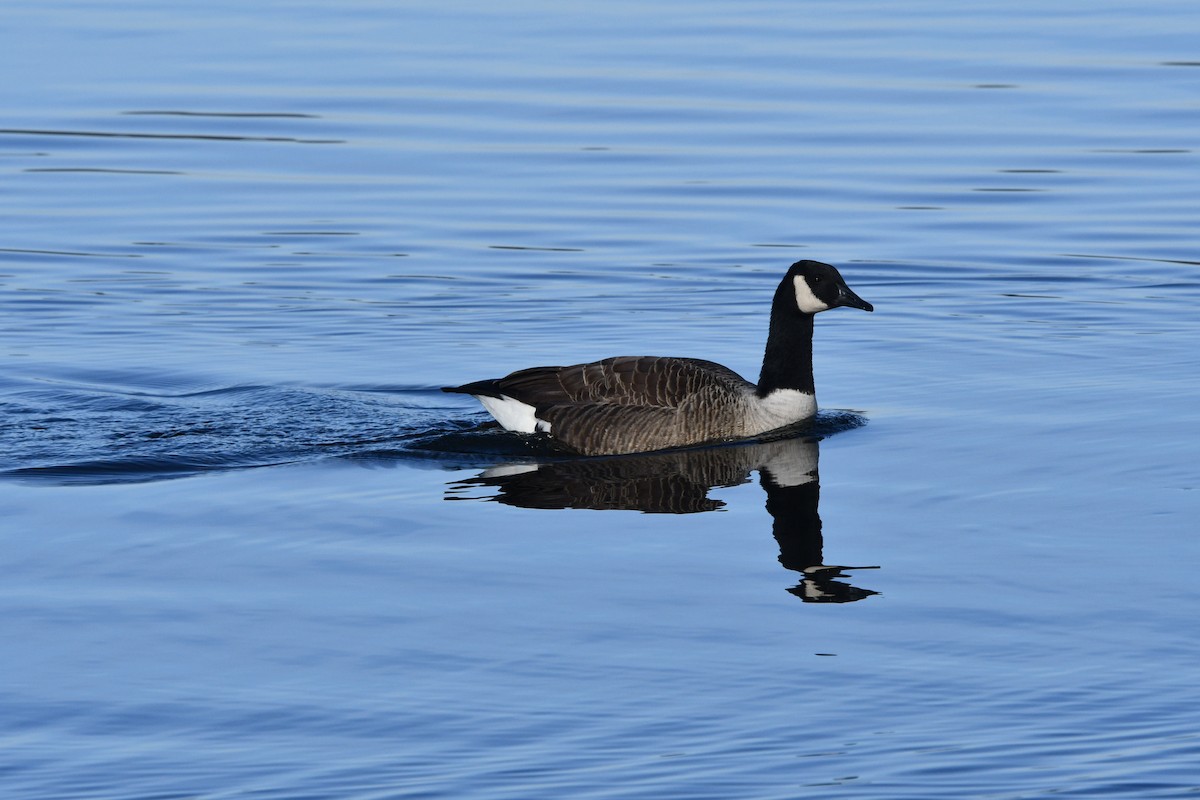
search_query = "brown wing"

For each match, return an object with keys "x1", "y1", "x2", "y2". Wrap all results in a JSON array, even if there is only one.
[
  {"x1": 494, "y1": 356, "x2": 752, "y2": 408},
  {"x1": 537, "y1": 362, "x2": 757, "y2": 455}
]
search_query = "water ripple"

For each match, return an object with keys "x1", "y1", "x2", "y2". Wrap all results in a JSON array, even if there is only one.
[
  {"x1": 0, "y1": 127, "x2": 343, "y2": 144},
  {"x1": 0, "y1": 374, "x2": 455, "y2": 484}
]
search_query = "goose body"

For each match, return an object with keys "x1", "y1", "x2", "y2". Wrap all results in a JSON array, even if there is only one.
[{"x1": 443, "y1": 260, "x2": 872, "y2": 455}]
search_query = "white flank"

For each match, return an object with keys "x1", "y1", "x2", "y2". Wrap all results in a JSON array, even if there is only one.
[
  {"x1": 749, "y1": 387, "x2": 817, "y2": 433},
  {"x1": 793, "y1": 275, "x2": 830, "y2": 314},
  {"x1": 477, "y1": 394, "x2": 552, "y2": 434}
]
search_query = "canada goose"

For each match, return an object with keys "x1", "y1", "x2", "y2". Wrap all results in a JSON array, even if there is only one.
[{"x1": 443, "y1": 260, "x2": 873, "y2": 455}]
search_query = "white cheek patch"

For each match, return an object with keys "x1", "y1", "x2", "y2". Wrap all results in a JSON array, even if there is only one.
[{"x1": 793, "y1": 275, "x2": 830, "y2": 314}]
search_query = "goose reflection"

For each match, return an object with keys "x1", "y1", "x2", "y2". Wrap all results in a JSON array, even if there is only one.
[{"x1": 446, "y1": 435, "x2": 878, "y2": 602}]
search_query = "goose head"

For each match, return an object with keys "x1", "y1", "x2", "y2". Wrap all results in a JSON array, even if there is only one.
[{"x1": 787, "y1": 260, "x2": 874, "y2": 315}]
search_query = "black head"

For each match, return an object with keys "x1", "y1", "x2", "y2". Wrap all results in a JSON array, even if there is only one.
[{"x1": 783, "y1": 260, "x2": 874, "y2": 315}]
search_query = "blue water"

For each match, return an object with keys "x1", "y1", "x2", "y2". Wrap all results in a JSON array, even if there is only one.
[{"x1": 3, "y1": 1, "x2": 1200, "y2": 797}]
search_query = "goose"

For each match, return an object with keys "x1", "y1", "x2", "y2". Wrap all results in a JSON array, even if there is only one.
[{"x1": 443, "y1": 260, "x2": 873, "y2": 456}]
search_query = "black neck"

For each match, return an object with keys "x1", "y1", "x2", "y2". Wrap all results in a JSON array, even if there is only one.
[{"x1": 756, "y1": 287, "x2": 815, "y2": 397}]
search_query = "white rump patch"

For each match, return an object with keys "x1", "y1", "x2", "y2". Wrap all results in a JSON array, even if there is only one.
[
  {"x1": 477, "y1": 394, "x2": 552, "y2": 434},
  {"x1": 793, "y1": 275, "x2": 830, "y2": 314}
]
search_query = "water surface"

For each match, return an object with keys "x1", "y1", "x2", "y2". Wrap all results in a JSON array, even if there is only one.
[{"x1": 3, "y1": 1, "x2": 1199, "y2": 797}]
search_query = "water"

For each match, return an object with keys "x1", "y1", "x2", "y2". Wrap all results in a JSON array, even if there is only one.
[{"x1": 3, "y1": 1, "x2": 1199, "y2": 797}]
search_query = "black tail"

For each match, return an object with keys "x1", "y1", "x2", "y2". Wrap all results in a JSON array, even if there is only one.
[{"x1": 442, "y1": 379, "x2": 504, "y2": 398}]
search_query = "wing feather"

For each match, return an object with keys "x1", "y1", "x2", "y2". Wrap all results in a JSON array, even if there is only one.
[{"x1": 495, "y1": 356, "x2": 751, "y2": 407}]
